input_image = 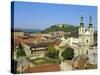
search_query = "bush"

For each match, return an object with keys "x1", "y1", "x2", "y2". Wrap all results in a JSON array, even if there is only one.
[
  {"x1": 46, "y1": 45, "x2": 59, "y2": 59},
  {"x1": 17, "y1": 43, "x2": 26, "y2": 58},
  {"x1": 62, "y1": 47, "x2": 74, "y2": 60}
]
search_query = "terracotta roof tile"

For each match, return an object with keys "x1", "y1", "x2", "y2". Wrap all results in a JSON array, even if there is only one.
[
  {"x1": 24, "y1": 64, "x2": 60, "y2": 73},
  {"x1": 52, "y1": 39, "x2": 62, "y2": 46}
]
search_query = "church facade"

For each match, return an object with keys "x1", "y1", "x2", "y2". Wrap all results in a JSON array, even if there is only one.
[{"x1": 78, "y1": 16, "x2": 94, "y2": 55}]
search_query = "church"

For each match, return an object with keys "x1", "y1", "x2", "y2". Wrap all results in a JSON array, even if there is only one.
[
  {"x1": 59, "y1": 16, "x2": 95, "y2": 57},
  {"x1": 78, "y1": 16, "x2": 94, "y2": 55}
]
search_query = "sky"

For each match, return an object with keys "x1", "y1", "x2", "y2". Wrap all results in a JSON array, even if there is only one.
[{"x1": 13, "y1": 1, "x2": 97, "y2": 30}]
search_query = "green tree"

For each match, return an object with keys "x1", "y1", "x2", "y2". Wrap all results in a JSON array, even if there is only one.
[
  {"x1": 62, "y1": 47, "x2": 74, "y2": 60},
  {"x1": 17, "y1": 43, "x2": 26, "y2": 58},
  {"x1": 42, "y1": 24, "x2": 79, "y2": 33},
  {"x1": 46, "y1": 45, "x2": 59, "y2": 59}
]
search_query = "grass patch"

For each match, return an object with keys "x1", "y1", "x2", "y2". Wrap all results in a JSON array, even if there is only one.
[{"x1": 30, "y1": 57, "x2": 60, "y2": 65}]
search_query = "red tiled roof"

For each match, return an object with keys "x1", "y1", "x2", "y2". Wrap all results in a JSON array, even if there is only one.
[
  {"x1": 16, "y1": 36, "x2": 47, "y2": 44},
  {"x1": 52, "y1": 39, "x2": 62, "y2": 46},
  {"x1": 24, "y1": 64, "x2": 60, "y2": 73}
]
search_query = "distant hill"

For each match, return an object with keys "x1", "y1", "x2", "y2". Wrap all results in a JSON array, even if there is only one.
[
  {"x1": 41, "y1": 24, "x2": 79, "y2": 33},
  {"x1": 14, "y1": 24, "x2": 79, "y2": 33},
  {"x1": 14, "y1": 28, "x2": 42, "y2": 33}
]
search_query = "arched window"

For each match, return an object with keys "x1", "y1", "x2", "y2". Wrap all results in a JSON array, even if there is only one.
[
  {"x1": 21, "y1": 66, "x2": 24, "y2": 69},
  {"x1": 82, "y1": 28, "x2": 84, "y2": 32},
  {"x1": 86, "y1": 50, "x2": 88, "y2": 55},
  {"x1": 86, "y1": 39, "x2": 88, "y2": 43}
]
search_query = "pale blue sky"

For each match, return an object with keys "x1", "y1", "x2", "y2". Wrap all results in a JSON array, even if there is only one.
[{"x1": 12, "y1": 1, "x2": 97, "y2": 30}]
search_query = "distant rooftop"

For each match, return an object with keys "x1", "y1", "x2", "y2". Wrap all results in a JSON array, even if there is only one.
[{"x1": 67, "y1": 31, "x2": 78, "y2": 37}]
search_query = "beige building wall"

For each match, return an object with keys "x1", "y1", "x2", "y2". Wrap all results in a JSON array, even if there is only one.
[{"x1": 14, "y1": 32, "x2": 24, "y2": 37}]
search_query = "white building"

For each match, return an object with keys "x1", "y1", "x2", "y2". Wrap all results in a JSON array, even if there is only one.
[
  {"x1": 78, "y1": 16, "x2": 94, "y2": 55},
  {"x1": 88, "y1": 45, "x2": 97, "y2": 64},
  {"x1": 59, "y1": 16, "x2": 95, "y2": 58}
]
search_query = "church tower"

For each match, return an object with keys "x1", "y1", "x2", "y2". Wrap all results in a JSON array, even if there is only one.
[
  {"x1": 78, "y1": 16, "x2": 86, "y2": 55},
  {"x1": 87, "y1": 16, "x2": 94, "y2": 34},
  {"x1": 87, "y1": 16, "x2": 94, "y2": 45},
  {"x1": 79, "y1": 16, "x2": 85, "y2": 35}
]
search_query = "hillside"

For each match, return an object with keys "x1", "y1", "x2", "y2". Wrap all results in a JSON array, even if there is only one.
[
  {"x1": 14, "y1": 28, "x2": 42, "y2": 33},
  {"x1": 42, "y1": 24, "x2": 79, "y2": 33}
]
